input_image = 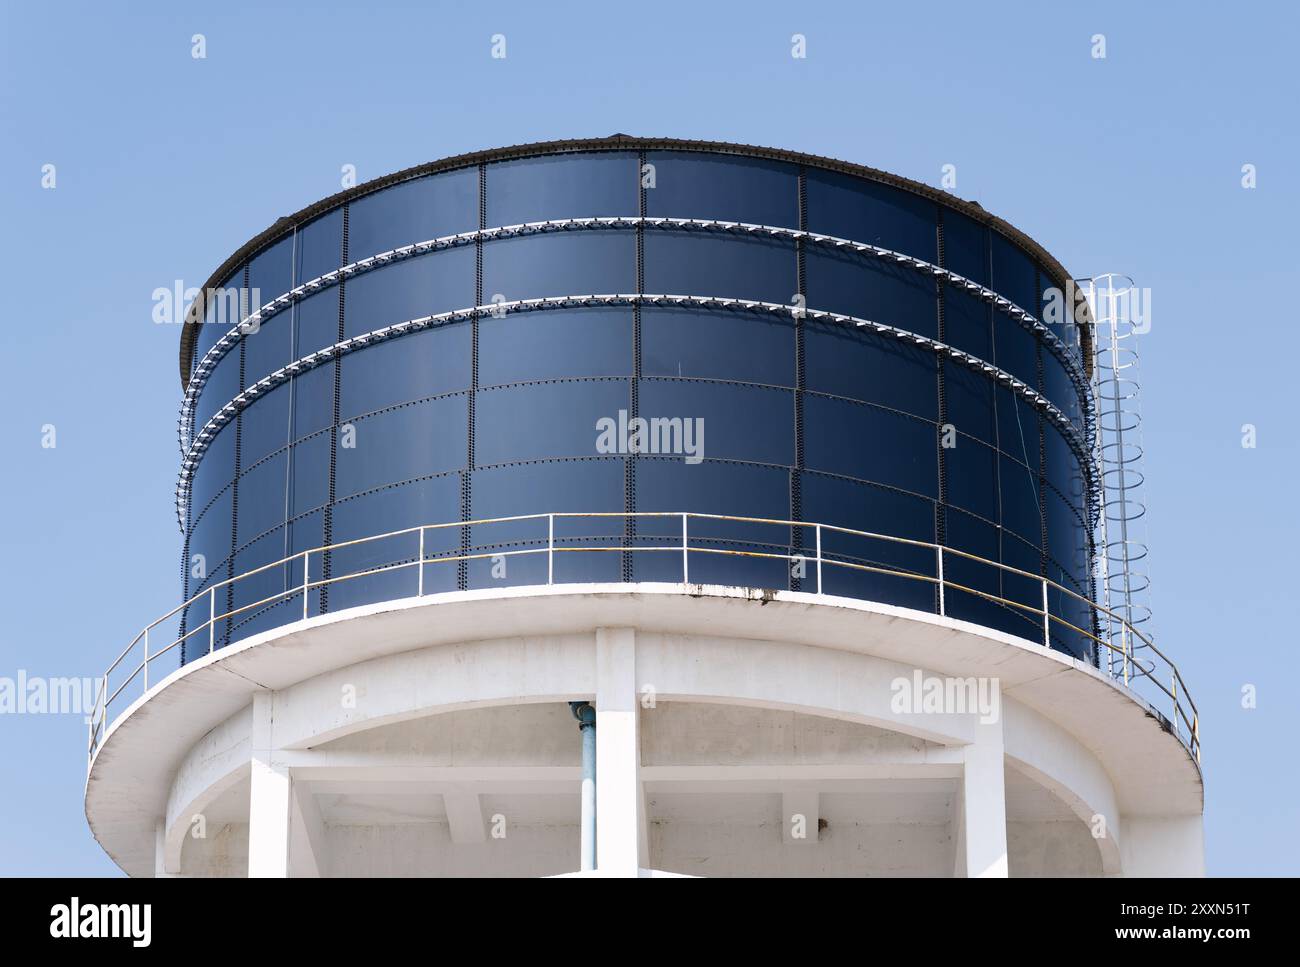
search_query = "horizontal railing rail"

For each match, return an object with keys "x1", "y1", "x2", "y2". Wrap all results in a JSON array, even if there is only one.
[{"x1": 87, "y1": 512, "x2": 1199, "y2": 768}]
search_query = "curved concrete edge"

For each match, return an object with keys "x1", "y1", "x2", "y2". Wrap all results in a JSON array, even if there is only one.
[
  {"x1": 269, "y1": 633, "x2": 981, "y2": 753},
  {"x1": 86, "y1": 582, "x2": 1202, "y2": 876},
  {"x1": 1001, "y1": 700, "x2": 1123, "y2": 875},
  {"x1": 163, "y1": 705, "x2": 251, "y2": 874},
  {"x1": 552, "y1": 868, "x2": 696, "y2": 878}
]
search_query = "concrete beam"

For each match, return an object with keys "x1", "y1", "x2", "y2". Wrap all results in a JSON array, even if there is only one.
[
  {"x1": 270, "y1": 634, "x2": 597, "y2": 750},
  {"x1": 296, "y1": 778, "x2": 577, "y2": 798},
  {"x1": 637, "y1": 633, "x2": 978, "y2": 746},
  {"x1": 280, "y1": 754, "x2": 582, "y2": 782},
  {"x1": 642, "y1": 759, "x2": 963, "y2": 786}
]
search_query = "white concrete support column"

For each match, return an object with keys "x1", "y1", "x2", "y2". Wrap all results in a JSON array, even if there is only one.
[
  {"x1": 248, "y1": 692, "x2": 292, "y2": 878},
  {"x1": 959, "y1": 691, "x2": 1008, "y2": 878},
  {"x1": 595, "y1": 627, "x2": 645, "y2": 876}
]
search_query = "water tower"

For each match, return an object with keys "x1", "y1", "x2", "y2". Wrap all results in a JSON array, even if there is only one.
[{"x1": 85, "y1": 136, "x2": 1202, "y2": 877}]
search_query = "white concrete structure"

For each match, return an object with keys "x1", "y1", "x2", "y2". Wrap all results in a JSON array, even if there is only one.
[{"x1": 85, "y1": 583, "x2": 1204, "y2": 877}]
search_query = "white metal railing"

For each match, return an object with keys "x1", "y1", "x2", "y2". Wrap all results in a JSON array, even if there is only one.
[{"x1": 87, "y1": 512, "x2": 1199, "y2": 768}]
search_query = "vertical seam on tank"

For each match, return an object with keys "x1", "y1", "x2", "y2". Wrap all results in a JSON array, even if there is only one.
[
  {"x1": 1035, "y1": 267, "x2": 1053, "y2": 650},
  {"x1": 625, "y1": 151, "x2": 646, "y2": 582},
  {"x1": 322, "y1": 207, "x2": 348, "y2": 614},
  {"x1": 462, "y1": 164, "x2": 485, "y2": 590},
  {"x1": 935, "y1": 205, "x2": 948, "y2": 613},
  {"x1": 791, "y1": 167, "x2": 807, "y2": 592},
  {"x1": 987, "y1": 227, "x2": 1003, "y2": 605},
  {"x1": 1036, "y1": 267, "x2": 1049, "y2": 578},
  {"x1": 226, "y1": 263, "x2": 249, "y2": 646},
  {"x1": 282, "y1": 225, "x2": 299, "y2": 607}
]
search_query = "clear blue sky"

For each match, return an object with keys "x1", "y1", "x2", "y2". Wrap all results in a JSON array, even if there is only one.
[{"x1": 0, "y1": 0, "x2": 1295, "y2": 876}]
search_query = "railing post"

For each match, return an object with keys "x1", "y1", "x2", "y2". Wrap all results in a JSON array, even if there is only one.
[
  {"x1": 815, "y1": 524, "x2": 823, "y2": 596},
  {"x1": 936, "y1": 546, "x2": 945, "y2": 617},
  {"x1": 89, "y1": 677, "x2": 105, "y2": 758},
  {"x1": 302, "y1": 549, "x2": 310, "y2": 620},
  {"x1": 1042, "y1": 580, "x2": 1050, "y2": 648},
  {"x1": 681, "y1": 513, "x2": 689, "y2": 584},
  {"x1": 1121, "y1": 623, "x2": 1129, "y2": 685},
  {"x1": 1171, "y1": 673, "x2": 1178, "y2": 737},
  {"x1": 417, "y1": 527, "x2": 425, "y2": 597},
  {"x1": 142, "y1": 627, "x2": 150, "y2": 693},
  {"x1": 548, "y1": 514, "x2": 554, "y2": 585},
  {"x1": 209, "y1": 585, "x2": 216, "y2": 654}
]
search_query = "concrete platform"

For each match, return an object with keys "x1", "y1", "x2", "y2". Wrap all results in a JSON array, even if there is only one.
[{"x1": 85, "y1": 583, "x2": 1204, "y2": 877}]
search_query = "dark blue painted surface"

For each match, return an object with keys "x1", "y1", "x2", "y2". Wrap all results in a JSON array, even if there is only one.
[{"x1": 181, "y1": 148, "x2": 1095, "y2": 663}]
